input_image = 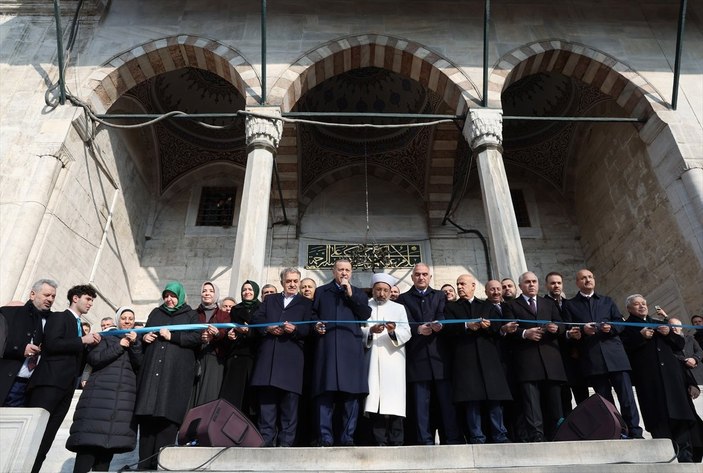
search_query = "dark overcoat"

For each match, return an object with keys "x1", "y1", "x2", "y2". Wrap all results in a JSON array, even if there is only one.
[
  {"x1": 66, "y1": 335, "x2": 142, "y2": 452},
  {"x1": 504, "y1": 296, "x2": 567, "y2": 383},
  {"x1": 562, "y1": 293, "x2": 631, "y2": 377},
  {"x1": 396, "y1": 287, "x2": 451, "y2": 383},
  {"x1": 311, "y1": 281, "x2": 371, "y2": 396},
  {"x1": 0, "y1": 302, "x2": 44, "y2": 402},
  {"x1": 29, "y1": 309, "x2": 85, "y2": 390},
  {"x1": 250, "y1": 293, "x2": 312, "y2": 394},
  {"x1": 444, "y1": 299, "x2": 512, "y2": 402},
  {"x1": 220, "y1": 302, "x2": 259, "y2": 411},
  {"x1": 620, "y1": 315, "x2": 696, "y2": 432},
  {"x1": 678, "y1": 334, "x2": 703, "y2": 385},
  {"x1": 134, "y1": 305, "x2": 200, "y2": 424}
]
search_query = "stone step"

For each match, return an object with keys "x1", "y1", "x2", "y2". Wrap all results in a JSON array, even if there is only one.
[{"x1": 158, "y1": 439, "x2": 698, "y2": 472}]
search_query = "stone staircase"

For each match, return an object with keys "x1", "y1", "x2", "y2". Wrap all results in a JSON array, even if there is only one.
[
  {"x1": 158, "y1": 440, "x2": 698, "y2": 472},
  {"x1": 24, "y1": 390, "x2": 703, "y2": 472}
]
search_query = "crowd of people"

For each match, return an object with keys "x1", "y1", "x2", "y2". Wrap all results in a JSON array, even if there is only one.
[{"x1": 1, "y1": 262, "x2": 702, "y2": 472}]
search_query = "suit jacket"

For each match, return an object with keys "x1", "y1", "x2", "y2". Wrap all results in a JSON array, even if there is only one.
[
  {"x1": 250, "y1": 293, "x2": 312, "y2": 394},
  {"x1": 504, "y1": 296, "x2": 567, "y2": 383},
  {"x1": 563, "y1": 292, "x2": 631, "y2": 376},
  {"x1": 311, "y1": 280, "x2": 371, "y2": 396},
  {"x1": 29, "y1": 309, "x2": 84, "y2": 391},
  {"x1": 396, "y1": 287, "x2": 451, "y2": 383},
  {"x1": 0, "y1": 302, "x2": 45, "y2": 402}
]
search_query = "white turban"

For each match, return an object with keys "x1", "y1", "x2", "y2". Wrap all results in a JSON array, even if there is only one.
[{"x1": 371, "y1": 273, "x2": 397, "y2": 289}]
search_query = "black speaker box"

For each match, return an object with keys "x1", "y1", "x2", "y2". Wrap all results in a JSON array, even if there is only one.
[
  {"x1": 178, "y1": 398, "x2": 264, "y2": 447},
  {"x1": 554, "y1": 393, "x2": 627, "y2": 441}
]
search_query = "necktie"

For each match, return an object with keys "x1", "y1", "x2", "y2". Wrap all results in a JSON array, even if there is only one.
[
  {"x1": 495, "y1": 303, "x2": 502, "y2": 315},
  {"x1": 529, "y1": 297, "x2": 537, "y2": 314},
  {"x1": 77, "y1": 317, "x2": 83, "y2": 336}
]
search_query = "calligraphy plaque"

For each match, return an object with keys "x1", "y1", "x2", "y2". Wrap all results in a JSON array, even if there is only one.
[{"x1": 305, "y1": 243, "x2": 422, "y2": 270}]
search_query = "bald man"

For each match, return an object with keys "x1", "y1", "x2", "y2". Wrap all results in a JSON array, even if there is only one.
[{"x1": 445, "y1": 274, "x2": 511, "y2": 444}]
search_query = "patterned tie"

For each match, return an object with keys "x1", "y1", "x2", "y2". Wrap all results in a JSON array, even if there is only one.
[{"x1": 529, "y1": 297, "x2": 537, "y2": 315}]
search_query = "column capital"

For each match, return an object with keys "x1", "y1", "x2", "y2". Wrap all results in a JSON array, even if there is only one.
[
  {"x1": 245, "y1": 106, "x2": 283, "y2": 151},
  {"x1": 463, "y1": 108, "x2": 503, "y2": 150}
]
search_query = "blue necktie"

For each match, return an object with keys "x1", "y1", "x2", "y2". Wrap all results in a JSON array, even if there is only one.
[{"x1": 76, "y1": 317, "x2": 83, "y2": 336}]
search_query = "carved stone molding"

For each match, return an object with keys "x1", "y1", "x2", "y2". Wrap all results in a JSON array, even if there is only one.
[
  {"x1": 464, "y1": 108, "x2": 503, "y2": 150},
  {"x1": 245, "y1": 107, "x2": 283, "y2": 152}
]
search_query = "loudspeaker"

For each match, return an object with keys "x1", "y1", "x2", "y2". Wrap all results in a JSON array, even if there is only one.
[
  {"x1": 178, "y1": 398, "x2": 264, "y2": 447},
  {"x1": 554, "y1": 393, "x2": 627, "y2": 441}
]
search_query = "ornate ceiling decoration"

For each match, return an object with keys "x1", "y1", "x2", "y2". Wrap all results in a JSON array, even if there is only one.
[
  {"x1": 297, "y1": 67, "x2": 443, "y2": 195},
  {"x1": 124, "y1": 67, "x2": 247, "y2": 191},
  {"x1": 502, "y1": 72, "x2": 614, "y2": 189}
]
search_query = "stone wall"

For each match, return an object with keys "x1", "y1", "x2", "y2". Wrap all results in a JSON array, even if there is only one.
[{"x1": 572, "y1": 120, "x2": 703, "y2": 319}]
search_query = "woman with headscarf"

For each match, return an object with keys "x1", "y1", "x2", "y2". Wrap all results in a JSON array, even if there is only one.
[
  {"x1": 190, "y1": 281, "x2": 231, "y2": 407},
  {"x1": 66, "y1": 307, "x2": 142, "y2": 473},
  {"x1": 220, "y1": 280, "x2": 260, "y2": 417},
  {"x1": 135, "y1": 282, "x2": 200, "y2": 470}
]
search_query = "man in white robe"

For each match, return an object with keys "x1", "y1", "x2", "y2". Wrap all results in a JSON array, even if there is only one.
[{"x1": 362, "y1": 273, "x2": 412, "y2": 445}]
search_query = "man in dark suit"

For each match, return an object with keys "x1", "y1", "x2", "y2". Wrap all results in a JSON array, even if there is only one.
[
  {"x1": 544, "y1": 271, "x2": 588, "y2": 416},
  {"x1": 621, "y1": 296, "x2": 699, "y2": 462},
  {"x1": 1, "y1": 279, "x2": 57, "y2": 407},
  {"x1": 504, "y1": 271, "x2": 567, "y2": 442},
  {"x1": 312, "y1": 259, "x2": 371, "y2": 446},
  {"x1": 250, "y1": 267, "x2": 312, "y2": 447},
  {"x1": 563, "y1": 269, "x2": 643, "y2": 438},
  {"x1": 397, "y1": 263, "x2": 462, "y2": 445},
  {"x1": 445, "y1": 274, "x2": 511, "y2": 444},
  {"x1": 27, "y1": 284, "x2": 101, "y2": 473}
]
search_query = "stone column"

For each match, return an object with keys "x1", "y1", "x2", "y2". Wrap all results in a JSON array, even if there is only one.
[
  {"x1": 462, "y1": 108, "x2": 527, "y2": 281},
  {"x1": 0, "y1": 155, "x2": 64, "y2": 301},
  {"x1": 229, "y1": 107, "x2": 282, "y2": 296}
]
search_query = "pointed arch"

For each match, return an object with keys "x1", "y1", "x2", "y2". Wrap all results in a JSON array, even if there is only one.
[
  {"x1": 268, "y1": 34, "x2": 481, "y2": 114},
  {"x1": 488, "y1": 39, "x2": 667, "y2": 118},
  {"x1": 82, "y1": 35, "x2": 261, "y2": 114}
]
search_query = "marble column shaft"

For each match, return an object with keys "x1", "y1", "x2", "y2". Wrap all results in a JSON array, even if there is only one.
[
  {"x1": 463, "y1": 109, "x2": 527, "y2": 281},
  {"x1": 229, "y1": 107, "x2": 282, "y2": 297},
  {"x1": 0, "y1": 155, "x2": 64, "y2": 301}
]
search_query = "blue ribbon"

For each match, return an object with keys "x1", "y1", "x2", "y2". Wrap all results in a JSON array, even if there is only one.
[{"x1": 99, "y1": 318, "x2": 702, "y2": 336}]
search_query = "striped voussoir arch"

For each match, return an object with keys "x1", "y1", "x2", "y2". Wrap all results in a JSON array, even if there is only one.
[
  {"x1": 268, "y1": 34, "x2": 481, "y2": 114},
  {"x1": 83, "y1": 35, "x2": 261, "y2": 115},
  {"x1": 488, "y1": 39, "x2": 666, "y2": 119}
]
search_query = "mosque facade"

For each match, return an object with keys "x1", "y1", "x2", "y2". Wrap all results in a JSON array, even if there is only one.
[{"x1": 1, "y1": 0, "x2": 701, "y2": 323}]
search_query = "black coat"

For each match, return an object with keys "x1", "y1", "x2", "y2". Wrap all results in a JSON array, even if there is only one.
[
  {"x1": 677, "y1": 334, "x2": 703, "y2": 385},
  {"x1": 135, "y1": 305, "x2": 200, "y2": 424},
  {"x1": 444, "y1": 299, "x2": 512, "y2": 402},
  {"x1": 250, "y1": 293, "x2": 312, "y2": 394},
  {"x1": 220, "y1": 302, "x2": 260, "y2": 411},
  {"x1": 311, "y1": 281, "x2": 371, "y2": 396},
  {"x1": 396, "y1": 287, "x2": 451, "y2": 383},
  {"x1": 621, "y1": 315, "x2": 696, "y2": 432},
  {"x1": 29, "y1": 309, "x2": 85, "y2": 391},
  {"x1": 0, "y1": 302, "x2": 44, "y2": 402},
  {"x1": 504, "y1": 296, "x2": 567, "y2": 383},
  {"x1": 66, "y1": 335, "x2": 142, "y2": 452},
  {"x1": 562, "y1": 293, "x2": 631, "y2": 377}
]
